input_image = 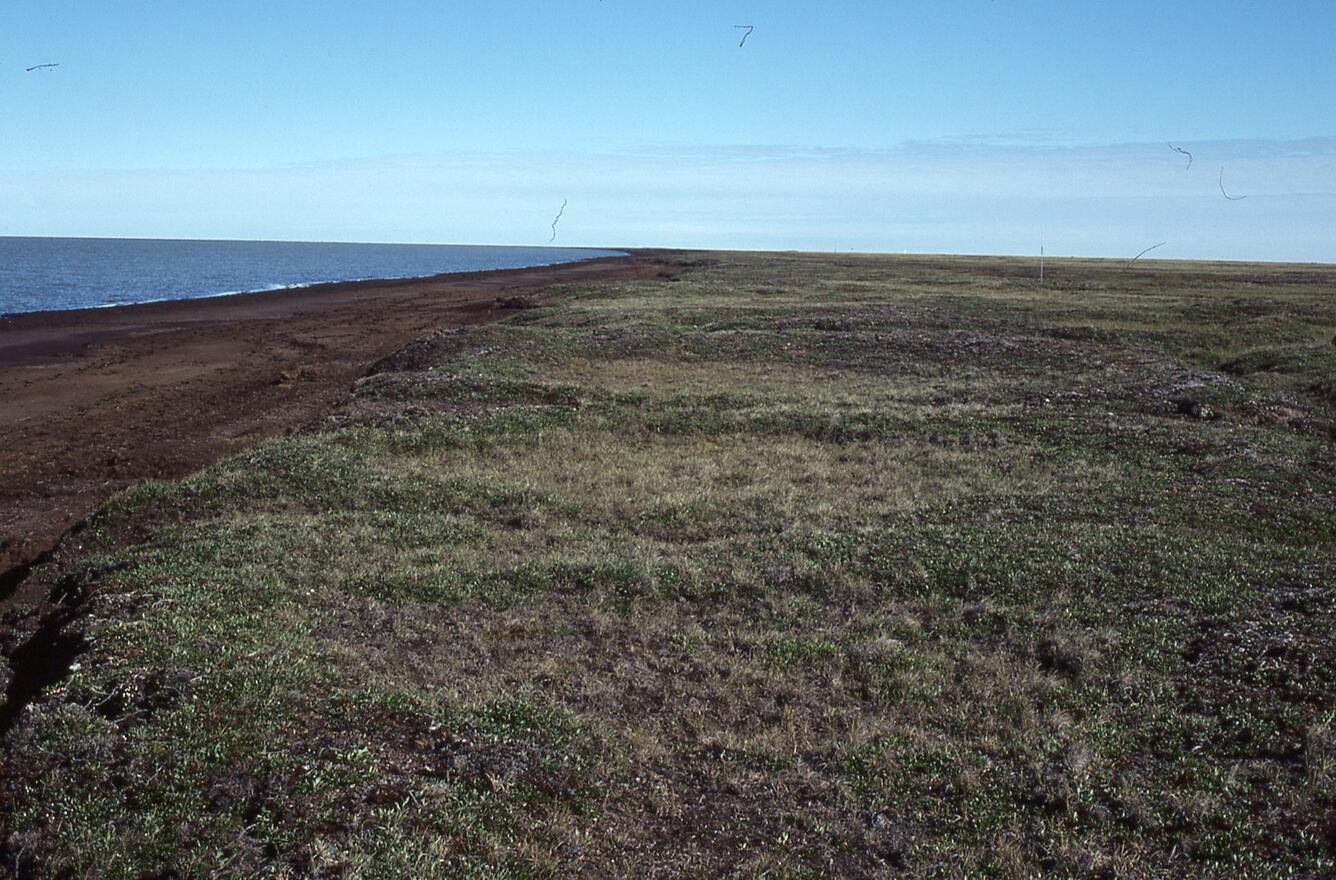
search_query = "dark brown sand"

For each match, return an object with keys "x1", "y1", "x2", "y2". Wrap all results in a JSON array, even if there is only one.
[{"x1": 0, "y1": 252, "x2": 680, "y2": 600}]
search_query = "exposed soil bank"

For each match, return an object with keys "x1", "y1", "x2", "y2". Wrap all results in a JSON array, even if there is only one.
[{"x1": 0, "y1": 252, "x2": 679, "y2": 602}]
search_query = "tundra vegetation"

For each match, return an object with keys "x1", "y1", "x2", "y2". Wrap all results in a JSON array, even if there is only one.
[{"x1": 2, "y1": 252, "x2": 1334, "y2": 878}]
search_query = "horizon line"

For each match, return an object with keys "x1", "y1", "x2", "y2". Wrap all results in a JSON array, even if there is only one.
[{"x1": 2, "y1": 235, "x2": 1331, "y2": 268}]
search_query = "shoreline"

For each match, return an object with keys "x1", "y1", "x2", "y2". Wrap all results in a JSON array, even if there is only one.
[
  {"x1": 0, "y1": 254, "x2": 636, "y2": 368},
  {"x1": 0, "y1": 250, "x2": 629, "y2": 323},
  {"x1": 0, "y1": 250, "x2": 680, "y2": 596}
]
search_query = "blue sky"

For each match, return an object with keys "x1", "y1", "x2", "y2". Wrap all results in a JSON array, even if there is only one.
[{"x1": 3, "y1": 1, "x2": 1334, "y2": 260}]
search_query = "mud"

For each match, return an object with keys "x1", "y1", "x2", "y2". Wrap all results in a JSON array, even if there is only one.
[{"x1": 0, "y1": 251, "x2": 679, "y2": 602}]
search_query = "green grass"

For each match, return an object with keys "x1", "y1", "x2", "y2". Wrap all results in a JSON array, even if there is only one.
[{"x1": 2, "y1": 252, "x2": 1333, "y2": 878}]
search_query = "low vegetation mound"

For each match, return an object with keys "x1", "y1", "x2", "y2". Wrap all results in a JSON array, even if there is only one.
[{"x1": 2, "y1": 253, "x2": 1333, "y2": 878}]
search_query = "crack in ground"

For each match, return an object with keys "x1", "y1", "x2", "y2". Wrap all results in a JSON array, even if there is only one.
[{"x1": 0, "y1": 610, "x2": 88, "y2": 737}]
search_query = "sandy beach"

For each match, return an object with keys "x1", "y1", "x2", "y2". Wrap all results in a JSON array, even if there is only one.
[{"x1": 0, "y1": 252, "x2": 676, "y2": 597}]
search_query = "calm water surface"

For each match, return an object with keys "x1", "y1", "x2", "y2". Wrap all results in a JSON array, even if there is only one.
[{"x1": 0, "y1": 237, "x2": 624, "y2": 316}]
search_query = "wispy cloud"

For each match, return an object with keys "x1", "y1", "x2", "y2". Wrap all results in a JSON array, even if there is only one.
[{"x1": 2, "y1": 137, "x2": 1333, "y2": 262}]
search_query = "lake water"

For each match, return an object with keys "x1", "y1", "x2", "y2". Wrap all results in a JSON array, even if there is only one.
[{"x1": 0, "y1": 237, "x2": 624, "y2": 316}]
